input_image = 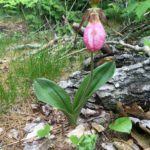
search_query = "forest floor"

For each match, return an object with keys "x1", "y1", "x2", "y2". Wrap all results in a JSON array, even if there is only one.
[
  {"x1": 0, "y1": 17, "x2": 150, "y2": 150},
  {"x1": 0, "y1": 17, "x2": 88, "y2": 150}
]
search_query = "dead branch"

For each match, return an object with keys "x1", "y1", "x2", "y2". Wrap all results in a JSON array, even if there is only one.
[{"x1": 106, "y1": 40, "x2": 150, "y2": 56}]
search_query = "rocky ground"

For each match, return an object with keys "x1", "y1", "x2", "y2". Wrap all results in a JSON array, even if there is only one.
[
  {"x1": 0, "y1": 19, "x2": 150, "y2": 150},
  {"x1": 0, "y1": 62, "x2": 150, "y2": 149}
]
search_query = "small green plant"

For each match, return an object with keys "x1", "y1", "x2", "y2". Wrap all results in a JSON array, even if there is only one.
[
  {"x1": 144, "y1": 40, "x2": 150, "y2": 47},
  {"x1": 125, "y1": 0, "x2": 150, "y2": 19},
  {"x1": 0, "y1": 0, "x2": 85, "y2": 30},
  {"x1": 70, "y1": 134, "x2": 97, "y2": 150},
  {"x1": 37, "y1": 124, "x2": 52, "y2": 138},
  {"x1": 33, "y1": 61, "x2": 115, "y2": 125},
  {"x1": 33, "y1": 1, "x2": 116, "y2": 126},
  {"x1": 104, "y1": 2, "x2": 124, "y2": 22},
  {"x1": 104, "y1": 0, "x2": 150, "y2": 22},
  {"x1": 0, "y1": 33, "x2": 20, "y2": 57},
  {"x1": 0, "y1": 73, "x2": 17, "y2": 112},
  {"x1": 109, "y1": 117, "x2": 132, "y2": 133}
]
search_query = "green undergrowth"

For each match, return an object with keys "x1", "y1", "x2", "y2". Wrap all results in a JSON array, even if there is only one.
[
  {"x1": 0, "y1": 73, "x2": 17, "y2": 111},
  {"x1": 0, "y1": 31, "x2": 86, "y2": 113},
  {"x1": 0, "y1": 33, "x2": 21, "y2": 57}
]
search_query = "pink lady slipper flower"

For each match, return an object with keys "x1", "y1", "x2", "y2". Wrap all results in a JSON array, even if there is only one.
[{"x1": 83, "y1": 13, "x2": 106, "y2": 52}]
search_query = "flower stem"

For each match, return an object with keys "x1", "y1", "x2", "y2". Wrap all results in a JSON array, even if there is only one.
[
  {"x1": 90, "y1": 52, "x2": 94, "y2": 81},
  {"x1": 70, "y1": 53, "x2": 95, "y2": 126}
]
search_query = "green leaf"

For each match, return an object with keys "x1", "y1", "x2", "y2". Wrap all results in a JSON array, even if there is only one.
[
  {"x1": 78, "y1": 134, "x2": 97, "y2": 150},
  {"x1": 70, "y1": 134, "x2": 97, "y2": 150},
  {"x1": 73, "y1": 61, "x2": 116, "y2": 113},
  {"x1": 144, "y1": 40, "x2": 150, "y2": 48},
  {"x1": 37, "y1": 124, "x2": 52, "y2": 138},
  {"x1": 70, "y1": 135, "x2": 80, "y2": 145},
  {"x1": 109, "y1": 117, "x2": 132, "y2": 133},
  {"x1": 33, "y1": 78, "x2": 73, "y2": 114},
  {"x1": 135, "y1": 0, "x2": 150, "y2": 19},
  {"x1": 126, "y1": 1, "x2": 138, "y2": 14}
]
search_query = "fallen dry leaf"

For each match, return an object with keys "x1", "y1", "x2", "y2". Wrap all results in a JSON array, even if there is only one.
[
  {"x1": 113, "y1": 139, "x2": 140, "y2": 150},
  {"x1": 131, "y1": 129, "x2": 150, "y2": 149},
  {"x1": 122, "y1": 103, "x2": 150, "y2": 120},
  {"x1": 130, "y1": 117, "x2": 150, "y2": 134},
  {"x1": 139, "y1": 121, "x2": 150, "y2": 134},
  {"x1": 91, "y1": 122, "x2": 105, "y2": 133}
]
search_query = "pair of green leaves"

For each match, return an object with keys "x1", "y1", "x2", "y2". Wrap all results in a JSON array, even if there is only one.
[
  {"x1": 33, "y1": 61, "x2": 116, "y2": 125},
  {"x1": 70, "y1": 134, "x2": 97, "y2": 150}
]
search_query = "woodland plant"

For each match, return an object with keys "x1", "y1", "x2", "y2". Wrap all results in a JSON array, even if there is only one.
[
  {"x1": 70, "y1": 134, "x2": 97, "y2": 150},
  {"x1": 33, "y1": 0, "x2": 116, "y2": 126}
]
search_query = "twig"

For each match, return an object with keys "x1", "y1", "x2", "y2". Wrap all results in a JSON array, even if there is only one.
[
  {"x1": 106, "y1": 40, "x2": 150, "y2": 56},
  {"x1": 58, "y1": 48, "x2": 86, "y2": 60}
]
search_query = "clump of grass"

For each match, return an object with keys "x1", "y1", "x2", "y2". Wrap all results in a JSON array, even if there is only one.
[
  {"x1": 0, "y1": 33, "x2": 21, "y2": 57},
  {"x1": 0, "y1": 73, "x2": 17, "y2": 113},
  {"x1": 5, "y1": 46, "x2": 69, "y2": 103},
  {"x1": 0, "y1": 49, "x2": 68, "y2": 112},
  {"x1": 0, "y1": 32, "x2": 87, "y2": 112},
  {"x1": 12, "y1": 51, "x2": 68, "y2": 81}
]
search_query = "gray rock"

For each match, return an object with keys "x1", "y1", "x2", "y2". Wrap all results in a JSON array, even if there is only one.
[
  {"x1": 24, "y1": 123, "x2": 45, "y2": 140},
  {"x1": 96, "y1": 58, "x2": 150, "y2": 110},
  {"x1": 24, "y1": 139, "x2": 52, "y2": 150},
  {"x1": 81, "y1": 108, "x2": 98, "y2": 117},
  {"x1": 85, "y1": 102, "x2": 101, "y2": 110},
  {"x1": 24, "y1": 123, "x2": 38, "y2": 133},
  {"x1": 88, "y1": 96, "x2": 96, "y2": 103},
  {"x1": 69, "y1": 71, "x2": 81, "y2": 78},
  {"x1": 23, "y1": 121, "x2": 54, "y2": 150},
  {"x1": 101, "y1": 143, "x2": 116, "y2": 150},
  {"x1": 58, "y1": 57, "x2": 150, "y2": 110},
  {"x1": 140, "y1": 120, "x2": 150, "y2": 129},
  {"x1": 59, "y1": 80, "x2": 73, "y2": 88},
  {"x1": 87, "y1": 111, "x2": 111, "y2": 126},
  {"x1": 130, "y1": 117, "x2": 150, "y2": 134}
]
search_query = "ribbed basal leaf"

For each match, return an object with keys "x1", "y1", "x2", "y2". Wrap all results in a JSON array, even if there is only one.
[
  {"x1": 73, "y1": 61, "x2": 116, "y2": 112},
  {"x1": 33, "y1": 78, "x2": 73, "y2": 114}
]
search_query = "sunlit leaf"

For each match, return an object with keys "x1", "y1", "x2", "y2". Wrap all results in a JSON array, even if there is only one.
[
  {"x1": 70, "y1": 134, "x2": 97, "y2": 150},
  {"x1": 109, "y1": 117, "x2": 132, "y2": 133},
  {"x1": 135, "y1": 0, "x2": 150, "y2": 18},
  {"x1": 144, "y1": 40, "x2": 150, "y2": 48},
  {"x1": 73, "y1": 61, "x2": 116, "y2": 113},
  {"x1": 33, "y1": 78, "x2": 73, "y2": 114},
  {"x1": 70, "y1": 135, "x2": 80, "y2": 145},
  {"x1": 37, "y1": 124, "x2": 52, "y2": 138}
]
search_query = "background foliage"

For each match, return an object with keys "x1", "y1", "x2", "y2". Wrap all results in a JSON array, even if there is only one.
[{"x1": 0, "y1": 0, "x2": 149, "y2": 30}]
